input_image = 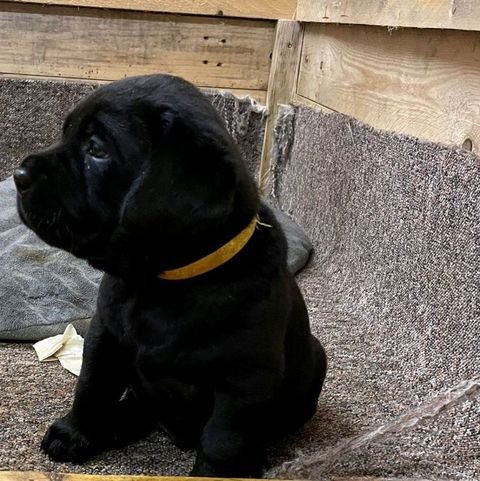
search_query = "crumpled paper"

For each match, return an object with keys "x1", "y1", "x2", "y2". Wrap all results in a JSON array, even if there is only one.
[{"x1": 33, "y1": 324, "x2": 84, "y2": 375}]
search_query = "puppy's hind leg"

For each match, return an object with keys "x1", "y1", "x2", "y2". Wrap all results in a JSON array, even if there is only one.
[
  {"x1": 268, "y1": 336, "x2": 327, "y2": 440},
  {"x1": 301, "y1": 336, "x2": 327, "y2": 424},
  {"x1": 152, "y1": 380, "x2": 213, "y2": 452},
  {"x1": 191, "y1": 369, "x2": 282, "y2": 478}
]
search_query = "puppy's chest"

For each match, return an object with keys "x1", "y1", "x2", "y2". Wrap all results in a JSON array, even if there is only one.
[
  {"x1": 104, "y1": 295, "x2": 222, "y2": 375},
  {"x1": 98, "y1": 277, "x2": 247, "y2": 377}
]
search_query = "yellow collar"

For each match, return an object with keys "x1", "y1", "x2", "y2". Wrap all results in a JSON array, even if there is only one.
[{"x1": 158, "y1": 216, "x2": 260, "y2": 281}]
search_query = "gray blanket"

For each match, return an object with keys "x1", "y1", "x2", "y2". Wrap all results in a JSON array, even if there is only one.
[
  {"x1": 0, "y1": 176, "x2": 101, "y2": 340},
  {"x1": 0, "y1": 176, "x2": 311, "y2": 341}
]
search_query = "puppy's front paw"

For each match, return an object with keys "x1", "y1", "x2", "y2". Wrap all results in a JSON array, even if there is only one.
[{"x1": 41, "y1": 416, "x2": 94, "y2": 463}]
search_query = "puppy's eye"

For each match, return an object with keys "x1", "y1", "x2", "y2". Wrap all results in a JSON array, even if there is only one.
[{"x1": 86, "y1": 136, "x2": 109, "y2": 161}]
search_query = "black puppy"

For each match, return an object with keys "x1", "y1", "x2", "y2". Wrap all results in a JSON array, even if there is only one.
[{"x1": 15, "y1": 74, "x2": 326, "y2": 477}]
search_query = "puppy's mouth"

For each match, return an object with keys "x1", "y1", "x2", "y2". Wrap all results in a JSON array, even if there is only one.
[
  {"x1": 17, "y1": 196, "x2": 60, "y2": 236},
  {"x1": 17, "y1": 195, "x2": 108, "y2": 260},
  {"x1": 18, "y1": 199, "x2": 72, "y2": 250}
]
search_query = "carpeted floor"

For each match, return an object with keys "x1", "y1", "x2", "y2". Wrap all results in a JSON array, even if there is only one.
[
  {"x1": 0, "y1": 80, "x2": 479, "y2": 480},
  {"x1": 0, "y1": 342, "x2": 196, "y2": 476},
  {"x1": 268, "y1": 106, "x2": 480, "y2": 480}
]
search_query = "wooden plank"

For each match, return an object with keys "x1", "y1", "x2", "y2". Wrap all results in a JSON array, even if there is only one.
[
  {"x1": 0, "y1": 474, "x2": 216, "y2": 481},
  {"x1": 0, "y1": 2, "x2": 275, "y2": 90},
  {"x1": 259, "y1": 20, "x2": 303, "y2": 189},
  {"x1": 0, "y1": 473, "x2": 291, "y2": 481},
  {"x1": 0, "y1": 473, "x2": 440, "y2": 481},
  {"x1": 298, "y1": 24, "x2": 480, "y2": 155},
  {"x1": 0, "y1": 73, "x2": 267, "y2": 103},
  {"x1": 296, "y1": 0, "x2": 480, "y2": 31},
  {"x1": 8, "y1": 0, "x2": 296, "y2": 20}
]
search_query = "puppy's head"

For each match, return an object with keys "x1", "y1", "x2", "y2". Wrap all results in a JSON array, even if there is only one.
[{"x1": 15, "y1": 75, "x2": 259, "y2": 276}]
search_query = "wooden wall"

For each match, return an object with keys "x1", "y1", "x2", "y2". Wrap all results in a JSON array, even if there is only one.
[
  {"x1": 292, "y1": 0, "x2": 480, "y2": 156},
  {"x1": 1, "y1": 0, "x2": 480, "y2": 182},
  {"x1": 0, "y1": 1, "x2": 280, "y2": 102},
  {"x1": 8, "y1": 0, "x2": 296, "y2": 20},
  {"x1": 0, "y1": 0, "x2": 301, "y2": 186},
  {"x1": 295, "y1": 24, "x2": 480, "y2": 154}
]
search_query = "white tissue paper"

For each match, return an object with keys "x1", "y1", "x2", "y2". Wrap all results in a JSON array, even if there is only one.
[{"x1": 33, "y1": 324, "x2": 84, "y2": 376}]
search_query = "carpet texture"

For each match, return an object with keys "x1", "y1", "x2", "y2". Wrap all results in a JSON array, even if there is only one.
[
  {"x1": 268, "y1": 106, "x2": 480, "y2": 481},
  {"x1": 0, "y1": 77, "x2": 266, "y2": 181},
  {"x1": 1, "y1": 85, "x2": 479, "y2": 480},
  {"x1": 0, "y1": 342, "x2": 195, "y2": 476}
]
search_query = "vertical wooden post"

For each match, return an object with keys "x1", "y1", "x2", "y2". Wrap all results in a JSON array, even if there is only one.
[{"x1": 259, "y1": 20, "x2": 303, "y2": 191}]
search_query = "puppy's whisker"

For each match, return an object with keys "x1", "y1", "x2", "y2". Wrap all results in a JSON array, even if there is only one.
[{"x1": 44, "y1": 210, "x2": 59, "y2": 231}]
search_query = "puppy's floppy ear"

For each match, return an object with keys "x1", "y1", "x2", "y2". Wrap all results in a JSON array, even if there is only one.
[{"x1": 118, "y1": 103, "x2": 239, "y2": 246}]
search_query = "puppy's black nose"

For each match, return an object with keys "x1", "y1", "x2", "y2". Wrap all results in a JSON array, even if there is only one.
[{"x1": 14, "y1": 166, "x2": 34, "y2": 193}]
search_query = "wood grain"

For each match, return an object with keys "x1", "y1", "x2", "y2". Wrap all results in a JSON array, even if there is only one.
[
  {"x1": 0, "y1": 472, "x2": 440, "y2": 481},
  {"x1": 298, "y1": 24, "x2": 480, "y2": 154},
  {"x1": 0, "y1": 473, "x2": 289, "y2": 481},
  {"x1": 296, "y1": 0, "x2": 480, "y2": 31},
  {"x1": 259, "y1": 20, "x2": 303, "y2": 189},
  {"x1": 8, "y1": 0, "x2": 296, "y2": 20},
  {"x1": 0, "y1": 2, "x2": 275, "y2": 90}
]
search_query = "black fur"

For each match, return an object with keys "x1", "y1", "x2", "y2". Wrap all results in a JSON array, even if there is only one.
[{"x1": 15, "y1": 74, "x2": 326, "y2": 477}]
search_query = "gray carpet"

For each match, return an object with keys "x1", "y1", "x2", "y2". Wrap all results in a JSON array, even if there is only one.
[
  {"x1": 0, "y1": 81, "x2": 479, "y2": 480},
  {"x1": 0, "y1": 342, "x2": 196, "y2": 476},
  {"x1": 0, "y1": 77, "x2": 266, "y2": 181},
  {"x1": 267, "y1": 106, "x2": 480, "y2": 481}
]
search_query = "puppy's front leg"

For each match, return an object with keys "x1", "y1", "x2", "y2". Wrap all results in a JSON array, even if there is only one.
[
  {"x1": 191, "y1": 368, "x2": 281, "y2": 478},
  {"x1": 41, "y1": 316, "x2": 128, "y2": 462}
]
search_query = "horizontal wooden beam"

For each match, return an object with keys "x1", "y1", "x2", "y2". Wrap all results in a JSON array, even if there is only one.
[
  {"x1": 203, "y1": 87, "x2": 266, "y2": 104},
  {"x1": 7, "y1": 0, "x2": 296, "y2": 20},
  {"x1": 297, "y1": 23, "x2": 480, "y2": 154},
  {"x1": 0, "y1": 472, "x2": 442, "y2": 481},
  {"x1": 0, "y1": 2, "x2": 275, "y2": 90},
  {"x1": 0, "y1": 473, "x2": 297, "y2": 481},
  {"x1": 296, "y1": 0, "x2": 480, "y2": 31}
]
